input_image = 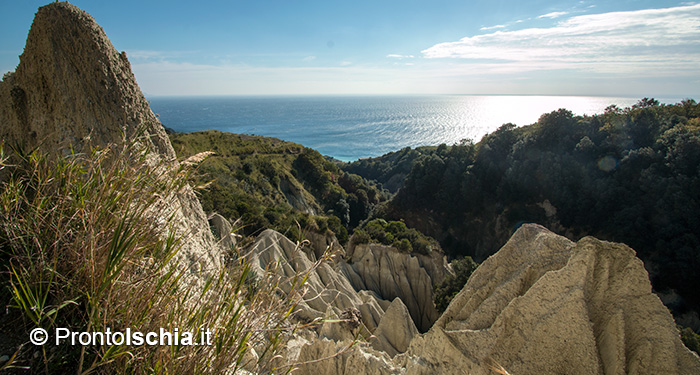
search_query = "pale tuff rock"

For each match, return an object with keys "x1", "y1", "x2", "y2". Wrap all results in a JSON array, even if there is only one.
[
  {"x1": 279, "y1": 177, "x2": 320, "y2": 216},
  {"x1": 305, "y1": 230, "x2": 345, "y2": 262},
  {"x1": 407, "y1": 224, "x2": 700, "y2": 375},
  {"x1": 357, "y1": 290, "x2": 392, "y2": 332},
  {"x1": 319, "y1": 307, "x2": 363, "y2": 342},
  {"x1": 292, "y1": 225, "x2": 700, "y2": 374},
  {"x1": 341, "y1": 242, "x2": 441, "y2": 332},
  {"x1": 295, "y1": 339, "x2": 406, "y2": 375},
  {"x1": 208, "y1": 212, "x2": 238, "y2": 251},
  {"x1": 414, "y1": 250, "x2": 451, "y2": 288},
  {"x1": 0, "y1": 2, "x2": 172, "y2": 159},
  {"x1": 370, "y1": 298, "x2": 418, "y2": 358},
  {"x1": 246, "y1": 229, "x2": 388, "y2": 332},
  {"x1": 437, "y1": 223, "x2": 574, "y2": 330},
  {"x1": 0, "y1": 2, "x2": 221, "y2": 281}
]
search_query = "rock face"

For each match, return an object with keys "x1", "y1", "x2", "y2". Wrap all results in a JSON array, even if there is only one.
[
  {"x1": 341, "y1": 242, "x2": 445, "y2": 332},
  {"x1": 247, "y1": 229, "x2": 389, "y2": 333},
  {"x1": 405, "y1": 224, "x2": 700, "y2": 375},
  {"x1": 279, "y1": 177, "x2": 320, "y2": 215},
  {"x1": 0, "y1": 2, "x2": 220, "y2": 281},
  {"x1": 0, "y1": 3, "x2": 172, "y2": 158},
  {"x1": 295, "y1": 339, "x2": 405, "y2": 375},
  {"x1": 292, "y1": 224, "x2": 700, "y2": 375},
  {"x1": 370, "y1": 298, "x2": 418, "y2": 358},
  {"x1": 208, "y1": 212, "x2": 238, "y2": 251}
]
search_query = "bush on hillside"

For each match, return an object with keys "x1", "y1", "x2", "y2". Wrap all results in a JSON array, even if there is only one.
[
  {"x1": 352, "y1": 218, "x2": 438, "y2": 255},
  {"x1": 434, "y1": 257, "x2": 479, "y2": 312}
]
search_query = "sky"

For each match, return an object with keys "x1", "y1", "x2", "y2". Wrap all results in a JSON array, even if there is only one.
[{"x1": 1, "y1": 0, "x2": 699, "y2": 97}]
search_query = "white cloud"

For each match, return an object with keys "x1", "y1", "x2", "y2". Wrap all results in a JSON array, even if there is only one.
[
  {"x1": 125, "y1": 5, "x2": 700, "y2": 97},
  {"x1": 421, "y1": 4, "x2": 700, "y2": 76},
  {"x1": 302, "y1": 55, "x2": 316, "y2": 62},
  {"x1": 480, "y1": 24, "x2": 506, "y2": 31},
  {"x1": 537, "y1": 11, "x2": 568, "y2": 19}
]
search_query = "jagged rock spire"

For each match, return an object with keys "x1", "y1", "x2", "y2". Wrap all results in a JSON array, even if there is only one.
[
  {"x1": 0, "y1": 2, "x2": 221, "y2": 285},
  {"x1": 0, "y1": 2, "x2": 173, "y2": 158}
]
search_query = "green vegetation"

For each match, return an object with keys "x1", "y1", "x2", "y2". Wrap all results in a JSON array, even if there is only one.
[
  {"x1": 352, "y1": 218, "x2": 438, "y2": 255},
  {"x1": 434, "y1": 257, "x2": 479, "y2": 313},
  {"x1": 342, "y1": 145, "x2": 439, "y2": 193},
  {"x1": 170, "y1": 130, "x2": 387, "y2": 243},
  {"x1": 680, "y1": 326, "x2": 700, "y2": 356},
  {"x1": 0, "y1": 139, "x2": 304, "y2": 374},
  {"x1": 346, "y1": 98, "x2": 700, "y2": 327}
]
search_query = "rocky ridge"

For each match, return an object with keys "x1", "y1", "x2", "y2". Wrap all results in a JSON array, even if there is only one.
[{"x1": 247, "y1": 229, "x2": 388, "y2": 334}]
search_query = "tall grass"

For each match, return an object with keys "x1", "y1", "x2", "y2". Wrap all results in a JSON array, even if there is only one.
[{"x1": 0, "y1": 135, "x2": 307, "y2": 374}]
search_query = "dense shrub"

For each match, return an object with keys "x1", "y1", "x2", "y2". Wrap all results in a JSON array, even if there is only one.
[
  {"x1": 434, "y1": 257, "x2": 479, "y2": 312},
  {"x1": 680, "y1": 326, "x2": 700, "y2": 355},
  {"x1": 352, "y1": 219, "x2": 438, "y2": 255},
  {"x1": 170, "y1": 131, "x2": 384, "y2": 243}
]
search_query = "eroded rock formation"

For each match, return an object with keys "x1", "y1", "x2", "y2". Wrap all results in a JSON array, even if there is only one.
[
  {"x1": 290, "y1": 224, "x2": 700, "y2": 374},
  {"x1": 341, "y1": 242, "x2": 447, "y2": 332},
  {"x1": 247, "y1": 229, "x2": 389, "y2": 333},
  {"x1": 0, "y1": 3, "x2": 172, "y2": 158},
  {"x1": 6, "y1": 4, "x2": 699, "y2": 374},
  {"x1": 0, "y1": 2, "x2": 221, "y2": 282},
  {"x1": 405, "y1": 224, "x2": 700, "y2": 374},
  {"x1": 370, "y1": 298, "x2": 418, "y2": 358}
]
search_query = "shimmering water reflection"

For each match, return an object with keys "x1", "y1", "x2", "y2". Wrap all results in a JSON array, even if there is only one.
[{"x1": 149, "y1": 95, "x2": 678, "y2": 161}]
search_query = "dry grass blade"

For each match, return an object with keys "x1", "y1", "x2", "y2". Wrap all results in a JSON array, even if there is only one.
[{"x1": 0, "y1": 135, "x2": 306, "y2": 374}]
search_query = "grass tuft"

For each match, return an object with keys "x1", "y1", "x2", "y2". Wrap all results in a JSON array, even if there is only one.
[{"x1": 0, "y1": 135, "x2": 307, "y2": 374}]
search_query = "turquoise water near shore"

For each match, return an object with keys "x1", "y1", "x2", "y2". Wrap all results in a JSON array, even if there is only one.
[{"x1": 149, "y1": 95, "x2": 682, "y2": 161}]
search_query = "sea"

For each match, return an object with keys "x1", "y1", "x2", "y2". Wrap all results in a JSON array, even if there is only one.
[{"x1": 148, "y1": 95, "x2": 684, "y2": 162}]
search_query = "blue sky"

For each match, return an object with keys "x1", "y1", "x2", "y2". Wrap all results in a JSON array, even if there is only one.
[{"x1": 1, "y1": 0, "x2": 699, "y2": 97}]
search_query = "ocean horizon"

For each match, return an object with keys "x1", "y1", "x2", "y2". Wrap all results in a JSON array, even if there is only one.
[{"x1": 149, "y1": 95, "x2": 687, "y2": 162}]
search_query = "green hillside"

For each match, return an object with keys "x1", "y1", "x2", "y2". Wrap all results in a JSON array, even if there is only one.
[{"x1": 169, "y1": 130, "x2": 389, "y2": 243}]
